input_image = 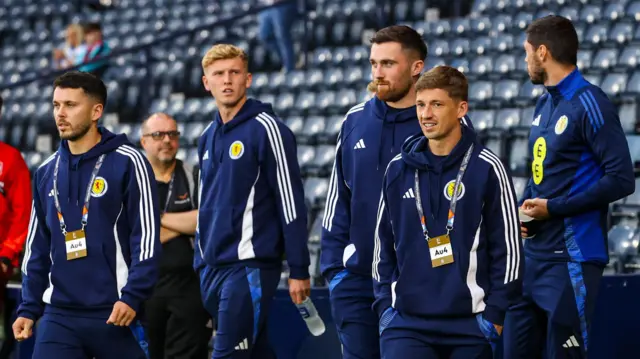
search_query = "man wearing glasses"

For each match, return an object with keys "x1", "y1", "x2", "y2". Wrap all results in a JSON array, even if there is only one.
[{"x1": 140, "y1": 113, "x2": 212, "y2": 359}]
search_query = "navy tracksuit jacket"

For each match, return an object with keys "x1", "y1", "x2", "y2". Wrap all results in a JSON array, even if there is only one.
[
  {"x1": 504, "y1": 69, "x2": 635, "y2": 359},
  {"x1": 19, "y1": 128, "x2": 160, "y2": 358},
  {"x1": 196, "y1": 99, "x2": 309, "y2": 358}
]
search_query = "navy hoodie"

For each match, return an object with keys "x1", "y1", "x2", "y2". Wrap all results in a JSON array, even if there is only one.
[
  {"x1": 320, "y1": 96, "x2": 474, "y2": 284},
  {"x1": 196, "y1": 99, "x2": 310, "y2": 279},
  {"x1": 521, "y1": 69, "x2": 635, "y2": 264},
  {"x1": 372, "y1": 126, "x2": 523, "y2": 326},
  {"x1": 18, "y1": 128, "x2": 160, "y2": 321}
]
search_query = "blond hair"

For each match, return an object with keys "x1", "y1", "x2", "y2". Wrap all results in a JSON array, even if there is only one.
[{"x1": 201, "y1": 44, "x2": 249, "y2": 70}]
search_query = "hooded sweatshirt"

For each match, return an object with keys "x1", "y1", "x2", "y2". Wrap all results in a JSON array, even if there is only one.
[
  {"x1": 18, "y1": 128, "x2": 160, "y2": 321},
  {"x1": 320, "y1": 96, "x2": 474, "y2": 285},
  {"x1": 195, "y1": 99, "x2": 310, "y2": 279},
  {"x1": 372, "y1": 126, "x2": 523, "y2": 326}
]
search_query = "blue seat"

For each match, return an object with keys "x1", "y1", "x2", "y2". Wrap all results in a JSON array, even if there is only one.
[
  {"x1": 625, "y1": 71, "x2": 640, "y2": 94},
  {"x1": 350, "y1": 46, "x2": 369, "y2": 64},
  {"x1": 471, "y1": 0, "x2": 492, "y2": 14},
  {"x1": 324, "y1": 115, "x2": 344, "y2": 142},
  {"x1": 619, "y1": 104, "x2": 638, "y2": 133},
  {"x1": 311, "y1": 145, "x2": 335, "y2": 175},
  {"x1": 558, "y1": 6, "x2": 580, "y2": 22},
  {"x1": 285, "y1": 116, "x2": 305, "y2": 138},
  {"x1": 619, "y1": 45, "x2": 640, "y2": 68},
  {"x1": 494, "y1": 80, "x2": 520, "y2": 103},
  {"x1": 577, "y1": 50, "x2": 593, "y2": 70},
  {"x1": 591, "y1": 49, "x2": 618, "y2": 71},
  {"x1": 469, "y1": 81, "x2": 493, "y2": 104},
  {"x1": 252, "y1": 72, "x2": 270, "y2": 93},
  {"x1": 496, "y1": 108, "x2": 521, "y2": 129},
  {"x1": 468, "y1": 110, "x2": 494, "y2": 131},
  {"x1": 580, "y1": 5, "x2": 602, "y2": 24},
  {"x1": 184, "y1": 122, "x2": 206, "y2": 145},
  {"x1": 450, "y1": 59, "x2": 470, "y2": 74},
  {"x1": 451, "y1": 38, "x2": 470, "y2": 56},
  {"x1": 427, "y1": 20, "x2": 451, "y2": 37},
  {"x1": 627, "y1": 1, "x2": 640, "y2": 21},
  {"x1": 494, "y1": 54, "x2": 517, "y2": 75},
  {"x1": 286, "y1": 70, "x2": 306, "y2": 91},
  {"x1": 509, "y1": 137, "x2": 529, "y2": 176},
  {"x1": 600, "y1": 73, "x2": 628, "y2": 98},
  {"x1": 470, "y1": 56, "x2": 493, "y2": 76},
  {"x1": 312, "y1": 47, "x2": 333, "y2": 68},
  {"x1": 583, "y1": 74, "x2": 602, "y2": 87},
  {"x1": 317, "y1": 91, "x2": 336, "y2": 112},
  {"x1": 451, "y1": 18, "x2": 471, "y2": 37},
  {"x1": 274, "y1": 92, "x2": 296, "y2": 115},
  {"x1": 425, "y1": 57, "x2": 445, "y2": 70},
  {"x1": 267, "y1": 72, "x2": 287, "y2": 93},
  {"x1": 471, "y1": 16, "x2": 491, "y2": 34},
  {"x1": 484, "y1": 137, "x2": 505, "y2": 159},
  {"x1": 429, "y1": 40, "x2": 449, "y2": 57},
  {"x1": 610, "y1": 23, "x2": 634, "y2": 45},
  {"x1": 332, "y1": 47, "x2": 351, "y2": 66},
  {"x1": 302, "y1": 116, "x2": 326, "y2": 141},
  {"x1": 306, "y1": 68, "x2": 325, "y2": 90},
  {"x1": 512, "y1": 177, "x2": 529, "y2": 201},
  {"x1": 583, "y1": 24, "x2": 609, "y2": 48},
  {"x1": 518, "y1": 81, "x2": 545, "y2": 102},
  {"x1": 604, "y1": 3, "x2": 626, "y2": 21},
  {"x1": 345, "y1": 66, "x2": 364, "y2": 87},
  {"x1": 331, "y1": 22, "x2": 348, "y2": 46},
  {"x1": 297, "y1": 145, "x2": 316, "y2": 174},
  {"x1": 514, "y1": 12, "x2": 534, "y2": 31},
  {"x1": 470, "y1": 37, "x2": 492, "y2": 56},
  {"x1": 304, "y1": 177, "x2": 329, "y2": 208},
  {"x1": 335, "y1": 89, "x2": 357, "y2": 113},
  {"x1": 491, "y1": 34, "x2": 514, "y2": 53},
  {"x1": 535, "y1": 9, "x2": 555, "y2": 20}
]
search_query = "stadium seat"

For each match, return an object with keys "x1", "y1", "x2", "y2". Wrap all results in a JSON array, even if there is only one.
[
  {"x1": 600, "y1": 73, "x2": 628, "y2": 99},
  {"x1": 577, "y1": 50, "x2": 594, "y2": 70},
  {"x1": 285, "y1": 116, "x2": 305, "y2": 139},
  {"x1": 509, "y1": 136, "x2": 530, "y2": 176},
  {"x1": 610, "y1": 22, "x2": 634, "y2": 45},
  {"x1": 470, "y1": 37, "x2": 492, "y2": 56},
  {"x1": 325, "y1": 68, "x2": 344, "y2": 89},
  {"x1": 624, "y1": 71, "x2": 640, "y2": 94},
  {"x1": 450, "y1": 58, "x2": 470, "y2": 74},
  {"x1": 451, "y1": 18, "x2": 471, "y2": 37},
  {"x1": 628, "y1": 1, "x2": 640, "y2": 21},
  {"x1": 469, "y1": 56, "x2": 493, "y2": 77},
  {"x1": 512, "y1": 177, "x2": 528, "y2": 201},
  {"x1": 304, "y1": 177, "x2": 329, "y2": 208},
  {"x1": 302, "y1": 116, "x2": 325, "y2": 143},
  {"x1": 605, "y1": 3, "x2": 626, "y2": 21},
  {"x1": 297, "y1": 145, "x2": 316, "y2": 175},
  {"x1": 468, "y1": 110, "x2": 494, "y2": 131},
  {"x1": 619, "y1": 104, "x2": 638, "y2": 133},
  {"x1": 583, "y1": 24, "x2": 610, "y2": 48},
  {"x1": 471, "y1": 0, "x2": 492, "y2": 15},
  {"x1": 451, "y1": 38, "x2": 470, "y2": 56},
  {"x1": 496, "y1": 108, "x2": 522, "y2": 129},
  {"x1": 619, "y1": 45, "x2": 640, "y2": 68},
  {"x1": 493, "y1": 55, "x2": 517, "y2": 76},
  {"x1": 309, "y1": 145, "x2": 334, "y2": 177},
  {"x1": 429, "y1": 40, "x2": 450, "y2": 57},
  {"x1": 580, "y1": 5, "x2": 603, "y2": 24},
  {"x1": 274, "y1": 92, "x2": 296, "y2": 116},
  {"x1": 558, "y1": 6, "x2": 580, "y2": 22},
  {"x1": 591, "y1": 49, "x2": 619, "y2": 72},
  {"x1": 491, "y1": 34, "x2": 514, "y2": 53},
  {"x1": 513, "y1": 12, "x2": 534, "y2": 31},
  {"x1": 184, "y1": 122, "x2": 206, "y2": 146}
]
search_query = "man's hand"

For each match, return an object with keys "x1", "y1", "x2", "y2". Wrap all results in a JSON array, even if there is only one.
[
  {"x1": 288, "y1": 278, "x2": 311, "y2": 304},
  {"x1": 521, "y1": 225, "x2": 529, "y2": 239},
  {"x1": 160, "y1": 226, "x2": 180, "y2": 244},
  {"x1": 522, "y1": 198, "x2": 549, "y2": 220},
  {"x1": 12, "y1": 317, "x2": 34, "y2": 341},
  {"x1": 106, "y1": 301, "x2": 136, "y2": 327},
  {"x1": 494, "y1": 323, "x2": 503, "y2": 336}
]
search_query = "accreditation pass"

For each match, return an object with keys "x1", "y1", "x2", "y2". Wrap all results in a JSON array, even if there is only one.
[
  {"x1": 66, "y1": 229, "x2": 88, "y2": 260},
  {"x1": 428, "y1": 234, "x2": 454, "y2": 268}
]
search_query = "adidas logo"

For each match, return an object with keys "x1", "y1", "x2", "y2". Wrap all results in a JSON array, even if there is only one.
[
  {"x1": 203, "y1": 150, "x2": 210, "y2": 161},
  {"x1": 533, "y1": 114, "x2": 541, "y2": 126},
  {"x1": 234, "y1": 338, "x2": 249, "y2": 351},
  {"x1": 562, "y1": 335, "x2": 580, "y2": 348},
  {"x1": 403, "y1": 188, "x2": 415, "y2": 199},
  {"x1": 354, "y1": 139, "x2": 366, "y2": 149}
]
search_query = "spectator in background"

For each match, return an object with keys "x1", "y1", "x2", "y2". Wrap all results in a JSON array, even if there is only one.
[
  {"x1": 140, "y1": 113, "x2": 211, "y2": 359},
  {"x1": 257, "y1": 0, "x2": 297, "y2": 72},
  {"x1": 53, "y1": 24, "x2": 87, "y2": 69},
  {"x1": 0, "y1": 95, "x2": 32, "y2": 358},
  {"x1": 79, "y1": 22, "x2": 111, "y2": 78}
]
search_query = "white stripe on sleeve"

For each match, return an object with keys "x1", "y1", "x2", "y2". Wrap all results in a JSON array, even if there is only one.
[
  {"x1": 116, "y1": 146, "x2": 156, "y2": 261},
  {"x1": 256, "y1": 113, "x2": 297, "y2": 224},
  {"x1": 478, "y1": 149, "x2": 520, "y2": 283},
  {"x1": 21, "y1": 201, "x2": 38, "y2": 275}
]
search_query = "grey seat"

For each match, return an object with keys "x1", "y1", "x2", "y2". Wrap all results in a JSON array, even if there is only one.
[
  {"x1": 619, "y1": 46, "x2": 640, "y2": 68},
  {"x1": 302, "y1": 116, "x2": 326, "y2": 141},
  {"x1": 285, "y1": 116, "x2": 305, "y2": 138},
  {"x1": 494, "y1": 80, "x2": 520, "y2": 102},
  {"x1": 604, "y1": 3, "x2": 626, "y2": 21},
  {"x1": 610, "y1": 22, "x2": 634, "y2": 45},
  {"x1": 494, "y1": 55, "x2": 517, "y2": 75},
  {"x1": 470, "y1": 56, "x2": 493, "y2": 76},
  {"x1": 558, "y1": 6, "x2": 580, "y2": 22},
  {"x1": 274, "y1": 92, "x2": 296, "y2": 115},
  {"x1": 491, "y1": 34, "x2": 514, "y2": 53},
  {"x1": 580, "y1": 5, "x2": 602, "y2": 24},
  {"x1": 619, "y1": 104, "x2": 638, "y2": 133},
  {"x1": 468, "y1": 110, "x2": 495, "y2": 131},
  {"x1": 577, "y1": 50, "x2": 593, "y2": 70},
  {"x1": 592, "y1": 49, "x2": 618, "y2": 71},
  {"x1": 512, "y1": 177, "x2": 529, "y2": 201},
  {"x1": 583, "y1": 24, "x2": 609, "y2": 48},
  {"x1": 600, "y1": 73, "x2": 628, "y2": 98},
  {"x1": 304, "y1": 177, "x2": 329, "y2": 208},
  {"x1": 470, "y1": 37, "x2": 492, "y2": 56},
  {"x1": 429, "y1": 39, "x2": 449, "y2": 57},
  {"x1": 450, "y1": 59, "x2": 470, "y2": 74},
  {"x1": 297, "y1": 145, "x2": 316, "y2": 173},
  {"x1": 496, "y1": 108, "x2": 521, "y2": 129},
  {"x1": 451, "y1": 38, "x2": 470, "y2": 56}
]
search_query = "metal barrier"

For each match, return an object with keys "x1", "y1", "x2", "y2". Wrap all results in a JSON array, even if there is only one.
[{"x1": 9, "y1": 274, "x2": 640, "y2": 358}]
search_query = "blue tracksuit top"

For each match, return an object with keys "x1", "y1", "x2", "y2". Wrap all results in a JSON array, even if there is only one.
[
  {"x1": 195, "y1": 99, "x2": 310, "y2": 279},
  {"x1": 373, "y1": 126, "x2": 523, "y2": 326},
  {"x1": 18, "y1": 128, "x2": 161, "y2": 321},
  {"x1": 522, "y1": 69, "x2": 635, "y2": 264},
  {"x1": 320, "y1": 96, "x2": 474, "y2": 282}
]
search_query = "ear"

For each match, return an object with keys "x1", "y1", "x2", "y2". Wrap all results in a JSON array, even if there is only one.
[
  {"x1": 412, "y1": 60, "x2": 424, "y2": 78},
  {"x1": 456, "y1": 101, "x2": 469, "y2": 120},
  {"x1": 245, "y1": 72, "x2": 253, "y2": 89},
  {"x1": 92, "y1": 103, "x2": 104, "y2": 123},
  {"x1": 202, "y1": 75, "x2": 210, "y2": 92},
  {"x1": 537, "y1": 44, "x2": 549, "y2": 62}
]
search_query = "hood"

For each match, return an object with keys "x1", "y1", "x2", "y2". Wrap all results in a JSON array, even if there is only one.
[
  {"x1": 371, "y1": 95, "x2": 416, "y2": 123},
  {"x1": 401, "y1": 124, "x2": 477, "y2": 172},
  {"x1": 214, "y1": 98, "x2": 275, "y2": 133},
  {"x1": 58, "y1": 127, "x2": 130, "y2": 204},
  {"x1": 58, "y1": 127, "x2": 129, "y2": 162}
]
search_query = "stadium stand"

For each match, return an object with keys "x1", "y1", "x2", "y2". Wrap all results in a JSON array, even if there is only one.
[{"x1": 0, "y1": 0, "x2": 639, "y2": 282}]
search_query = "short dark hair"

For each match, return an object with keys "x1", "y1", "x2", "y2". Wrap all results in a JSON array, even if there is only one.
[
  {"x1": 525, "y1": 15, "x2": 578, "y2": 66},
  {"x1": 53, "y1": 71, "x2": 107, "y2": 105},
  {"x1": 84, "y1": 22, "x2": 102, "y2": 34},
  {"x1": 415, "y1": 65, "x2": 468, "y2": 102},
  {"x1": 370, "y1": 25, "x2": 428, "y2": 61}
]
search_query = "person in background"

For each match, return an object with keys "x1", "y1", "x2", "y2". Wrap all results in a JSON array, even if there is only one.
[
  {"x1": 0, "y1": 95, "x2": 32, "y2": 358},
  {"x1": 197, "y1": 43, "x2": 311, "y2": 358},
  {"x1": 257, "y1": 0, "x2": 298, "y2": 72},
  {"x1": 503, "y1": 16, "x2": 635, "y2": 359},
  {"x1": 373, "y1": 65, "x2": 522, "y2": 358},
  {"x1": 140, "y1": 113, "x2": 211, "y2": 359},
  {"x1": 12, "y1": 71, "x2": 160, "y2": 358},
  {"x1": 78, "y1": 22, "x2": 111, "y2": 78},
  {"x1": 53, "y1": 24, "x2": 87, "y2": 70}
]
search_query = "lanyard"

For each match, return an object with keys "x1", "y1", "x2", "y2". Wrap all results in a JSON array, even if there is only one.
[
  {"x1": 414, "y1": 144, "x2": 474, "y2": 240},
  {"x1": 162, "y1": 171, "x2": 176, "y2": 214},
  {"x1": 53, "y1": 154, "x2": 106, "y2": 235}
]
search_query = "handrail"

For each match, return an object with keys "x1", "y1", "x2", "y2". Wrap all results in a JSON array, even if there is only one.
[{"x1": 0, "y1": 0, "x2": 299, "y2": 91}]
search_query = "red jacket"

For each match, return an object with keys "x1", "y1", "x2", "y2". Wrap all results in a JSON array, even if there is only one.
[{"x1": 0, "y1": 141, "x2": 32, "y2": 268}]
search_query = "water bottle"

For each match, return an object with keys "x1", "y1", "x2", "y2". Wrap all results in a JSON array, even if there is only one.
[{"x1": 295, "y1": 297, "x2": 326, "y2": 336}]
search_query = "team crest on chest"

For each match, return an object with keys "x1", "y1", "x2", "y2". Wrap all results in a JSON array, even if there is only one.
[
  {"x1": 444, "y1": 180, "x2": 465, "y2": 201},
  {"x1": 555, "y1": 115, "x2": 568, "y2": 135},
  {"x1": 91, "y1": 177, "x2": 108, "y2": 197},
  {"x1": 229, "y1": 141, "x2": 244, "y2": 160}
]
